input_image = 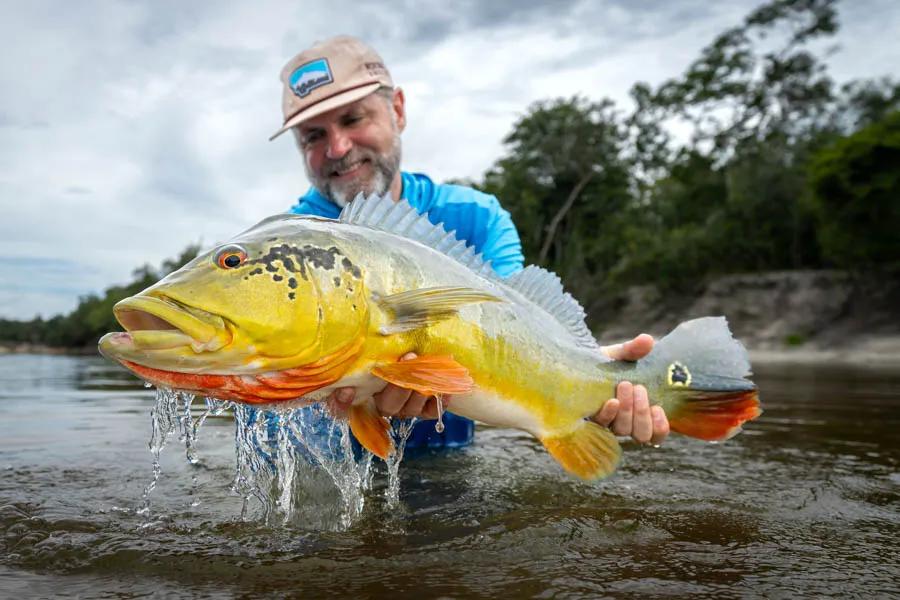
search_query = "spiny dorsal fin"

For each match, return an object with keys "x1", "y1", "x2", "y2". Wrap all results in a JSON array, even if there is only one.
[
  {"x1": 339, "y1": 193, "x2": 494, "y2": 276},
  {"x1": 505, "y1": 265, "x2": 600, "y2": 351}
]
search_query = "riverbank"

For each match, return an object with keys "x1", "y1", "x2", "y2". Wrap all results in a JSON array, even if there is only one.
[{"x1": 595, "y1": 269, "x2": 900, "y2": 367}]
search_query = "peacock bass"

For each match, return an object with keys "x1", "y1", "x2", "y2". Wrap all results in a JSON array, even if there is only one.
[{"x1": 99, "y1": 194, "x2": 761, "y2": 480}]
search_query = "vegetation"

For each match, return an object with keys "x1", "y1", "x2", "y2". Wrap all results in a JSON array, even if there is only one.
[
  {"x1": 2, "y1": 0, "x2": 898, "y2": 347},
  {"x1": 475, "y1": 0, "x2": 899, "y2": 320}
]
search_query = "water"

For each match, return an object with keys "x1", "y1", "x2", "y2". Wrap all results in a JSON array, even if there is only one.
[{"x1": 1, "y1": 354, "x2": 898, "y2": 598}]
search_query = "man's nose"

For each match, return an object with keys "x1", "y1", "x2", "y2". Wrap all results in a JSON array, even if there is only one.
[{"x1": 325, "y1": 130, "x2": 352, "y2": 159}]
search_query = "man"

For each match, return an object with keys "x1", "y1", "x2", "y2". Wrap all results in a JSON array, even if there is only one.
[{"x1": 269, "y1": 35, "x2": 669, "y2": 449}]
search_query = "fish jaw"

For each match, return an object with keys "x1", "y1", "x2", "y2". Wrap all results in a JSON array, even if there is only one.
[{"x1": 98, "y1": 294, "x2": 248, "y2": 373}]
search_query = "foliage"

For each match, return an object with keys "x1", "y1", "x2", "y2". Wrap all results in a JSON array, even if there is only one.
[{"x1": 807, "y1": 111, "x2": 900, "y2": 267}]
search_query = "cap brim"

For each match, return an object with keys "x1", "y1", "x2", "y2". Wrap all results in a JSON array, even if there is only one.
[{"x1": 268, "y1": 82, "x2": 382, "y2": 141}]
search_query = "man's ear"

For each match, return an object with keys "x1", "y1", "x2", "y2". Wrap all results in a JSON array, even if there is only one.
[{"x1": 392, "y1": 87, "x2": 406, "y2": 132}]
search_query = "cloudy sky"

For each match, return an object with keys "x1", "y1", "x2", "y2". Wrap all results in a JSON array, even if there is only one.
[{"x1": 1, "y1": 0, "x2": 898, "y2": 320}]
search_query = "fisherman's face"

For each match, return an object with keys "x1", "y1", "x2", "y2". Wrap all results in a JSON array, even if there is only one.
[{"x1": 293, "y1": 89, "x2": 405, "y2": 207}]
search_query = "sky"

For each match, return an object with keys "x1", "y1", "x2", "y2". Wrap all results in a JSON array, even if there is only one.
[{"x1": 1, "y1": 0, "x2": 898, "y2": 320}]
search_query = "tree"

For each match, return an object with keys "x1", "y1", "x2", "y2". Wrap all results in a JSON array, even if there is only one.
[{"x1": 807, "y1": 111, "x2": 900, "y2": 268}]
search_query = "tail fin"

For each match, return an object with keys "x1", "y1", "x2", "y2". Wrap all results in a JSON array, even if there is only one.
[{"x1": 645, "y1": 317, "x2": 761, "y2": 441}]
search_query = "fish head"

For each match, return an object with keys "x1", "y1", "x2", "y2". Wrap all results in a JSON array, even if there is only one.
[{"x1": 99, "y1": 215, "x2": 371, "y2": 385}]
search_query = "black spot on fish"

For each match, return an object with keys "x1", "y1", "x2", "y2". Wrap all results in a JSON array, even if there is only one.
[
  {"x1": 333, "y1": 277, "x2": 341, "y2": 287},
  {"x1": 250, "y1": 268, "x2": 263, "y2": 276},
  {"x1": 267, "y1": 237, "x2": 278, "y2": 242},
  {"x1": 288, "y1": 292, "x2": 295, "y2": 300},
  {"x1": 341, "y1": 256, "x2": 362, "y2": 278},
  {"x1": 248, "y1": 244, "x2": 344, "y2": 283},
  {"x1": 273, "y1": 274, "x2": 283, "y2": 282},
  {"x1": 317, "y1": 307, "x2": 323, "y2": 322},
  {"x1": 288, "y1": 278, "x2": 297, "y2": 289},
  {"x1": 351, "y1": 304, "x2": 357, "y2": 311}
]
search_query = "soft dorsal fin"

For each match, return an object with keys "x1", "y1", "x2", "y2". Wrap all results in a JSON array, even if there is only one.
[
  {"x1": 339, "y1": 193, "x2": 495, "y2": 277},
  {"x1": 505, "y1": 265, "x2": 600, "y2": 351}
]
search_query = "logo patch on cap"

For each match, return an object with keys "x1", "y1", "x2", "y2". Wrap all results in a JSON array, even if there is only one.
[{"x1": 289, "y1": 58, "x2": 334, "y2": 98}]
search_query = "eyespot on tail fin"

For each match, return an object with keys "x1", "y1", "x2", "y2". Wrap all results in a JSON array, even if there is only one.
[
  {"x1": 646, "y1": 316, "x2": 761, "y2": 441},
  {"x1": 667, "y1": 390, "x2": 762, "y2": 441},
  {"x1": 541, "y1": 421, "x2": 622, "y2": 480},
  {"x1": 349, "y1": 399, "x2": 393, "y2": 459}
]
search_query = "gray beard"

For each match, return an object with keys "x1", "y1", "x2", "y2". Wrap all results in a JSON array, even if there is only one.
[{"x1": 304, "y1": 134, "x2": 402, "y2": 208}]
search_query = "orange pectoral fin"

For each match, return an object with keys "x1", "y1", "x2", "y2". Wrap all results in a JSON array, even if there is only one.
[
  {"x1": 370, "y1": 355, "x2": 474, "y2": 397},
  {"x1": 349, "y1": 399, "x2": 393, "y2": 459}
]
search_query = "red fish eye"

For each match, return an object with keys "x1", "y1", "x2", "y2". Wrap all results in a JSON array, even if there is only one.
[{"x1": 215, "y1": 246, "x2": 248, "y2": 269}]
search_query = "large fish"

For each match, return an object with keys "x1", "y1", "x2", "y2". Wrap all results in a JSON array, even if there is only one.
[{"x1": 99, "y1": 194, "x2": 760, "y2": 480}]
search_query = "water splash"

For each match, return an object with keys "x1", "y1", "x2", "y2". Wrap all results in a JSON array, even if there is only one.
[
  {"x1": 385, "y1": 418, "x2": 417, "y2": 508},
  {"x1": 231, "y1": 403, "x2": 275, "y2": 522},
  {"x1": 139, "y1": 387, "x2": 411, "y2": 528},
  {"x1": 138, "y1": 387, "x2": 181, "y2": 516},
  {"x1": 284, "y1": 406, "x2": 371, "y2": 528}
]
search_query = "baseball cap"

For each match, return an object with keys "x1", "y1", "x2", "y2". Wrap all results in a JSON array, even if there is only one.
[{"x1": 269, "y1": 35, "x2": 393, "y2": 141}]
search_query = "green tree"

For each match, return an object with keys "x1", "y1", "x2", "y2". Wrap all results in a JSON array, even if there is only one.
[
  {"x1": 480, "y1": 97, "x2": 634, "y2": 312},
  {"x1": 807, "y1": 111, "x2": 900, "y2": 267}
]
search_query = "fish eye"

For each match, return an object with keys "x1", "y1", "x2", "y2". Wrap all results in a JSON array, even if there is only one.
[{"x1": 214, "y1": 245, "x2": 248, "y2": 269}]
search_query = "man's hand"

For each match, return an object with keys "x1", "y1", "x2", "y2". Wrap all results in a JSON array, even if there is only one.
[
  {"x1": 327, "y1": 353, "x2": 446, "y2": 419},
  {"x1": 593, "y1": 334, "x2": 670, "y2": 445}
]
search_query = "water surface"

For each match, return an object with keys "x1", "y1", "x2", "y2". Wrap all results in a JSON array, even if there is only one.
[{"x1": 1, "y1": 354, "x2": 898, "y2": 598}]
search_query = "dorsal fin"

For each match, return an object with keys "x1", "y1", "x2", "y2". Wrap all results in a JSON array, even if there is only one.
[
  {"x1": 340, "y1": 193, "x2": 599, "y2": 350},
  {"x1": 505, "y1": 265, "x2": 600, "y2": 351},
  {"x1": 339, "y1": 193, "x2": 494, "y2": 275}
]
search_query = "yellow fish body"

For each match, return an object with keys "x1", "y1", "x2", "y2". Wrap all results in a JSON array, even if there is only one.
[{"x1": 100, "y1": 194, "x2": 760, "y2": 480}]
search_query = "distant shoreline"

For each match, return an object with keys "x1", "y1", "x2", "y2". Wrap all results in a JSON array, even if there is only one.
[{"x1": 0, "y1": 343, "x2": 97, "y2": 356}]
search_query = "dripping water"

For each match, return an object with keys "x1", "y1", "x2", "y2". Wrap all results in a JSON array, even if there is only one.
[
  {"x1": 137, "y1": 387, "x2": 180, "y2": 516},
  {"x1": 434, "y1": 394, "x2": 445, "y2": 433},
  {"x1": 139, "y1": 386, "x2": 412, "y2": 528},
  {"x1": 385, "y1": 418, "x2": 417, "y2": 508}
]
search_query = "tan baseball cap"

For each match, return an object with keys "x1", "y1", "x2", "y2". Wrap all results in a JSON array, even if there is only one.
[{"x1": 269, "y1": 35, "x2": 393, "y2": 141}]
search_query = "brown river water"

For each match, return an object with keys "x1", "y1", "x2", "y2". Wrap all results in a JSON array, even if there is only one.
[{"x1": 0, "y1": 353, "x2": 898, "y2": 599}]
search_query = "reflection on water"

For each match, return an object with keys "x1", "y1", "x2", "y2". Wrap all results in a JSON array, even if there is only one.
[{"x1": 1, "y1": 354, "x2": 898, "y2": 597}]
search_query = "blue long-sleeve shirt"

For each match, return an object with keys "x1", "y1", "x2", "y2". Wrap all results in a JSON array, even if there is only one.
[{"x1": 288, "y1": 171, "x2": 525, "y2": 277}]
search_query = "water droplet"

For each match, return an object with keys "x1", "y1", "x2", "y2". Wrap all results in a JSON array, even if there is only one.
[{"x1": 434, "y1": 394, "x2": 445, "y2": 433}]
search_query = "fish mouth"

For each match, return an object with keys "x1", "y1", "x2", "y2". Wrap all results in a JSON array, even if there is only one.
[{"x1": 101, "y1": 295, "x2": 232, "y2": 356}]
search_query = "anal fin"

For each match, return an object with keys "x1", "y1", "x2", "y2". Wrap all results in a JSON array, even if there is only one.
[
  {"x1": 541, "y1": 421, "x2": 622, "y2": 480},
  {"x1": 371, "y1": 355, "x2": 474, "y2": 396},
  {"x1": 349, "y1": 399, "x2": 393, "y2": 459}
]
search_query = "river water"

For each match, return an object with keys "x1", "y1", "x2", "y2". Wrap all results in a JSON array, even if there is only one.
[{"x1": 0, "y1": 353, "x2": 897, "y2": 598}]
